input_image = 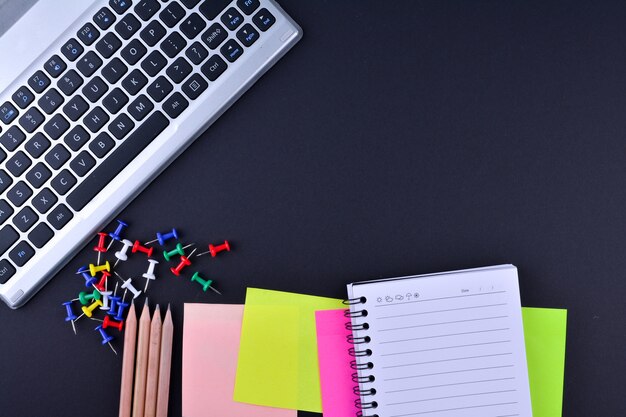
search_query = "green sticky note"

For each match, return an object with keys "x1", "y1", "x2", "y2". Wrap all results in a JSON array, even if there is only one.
[
  {"x1": 234, "y1": 288, "x2": 344, "y2": 413},
  {"x1": 522, "y1": 307, "x2": 567, "y2": 417}
]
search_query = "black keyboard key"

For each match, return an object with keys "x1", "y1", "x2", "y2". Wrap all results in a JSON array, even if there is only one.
[
  {"x1": 108, "y1": 114, "x2": 135, "y2": 139},
  {"x1": 78, "y1": 22, "x2": 100, "y2": 46},
  {"x1": 13, "y1": 207, "x2": 38, "y2": 233},
  {"x1": 0, "y1": 149, "x2": 4, "y2": 163},
  {"x1": 63, "y1": 96, "x2": 90, "y2": 122},
  {"x1": 181, "y1": 0, "x2": 202, "y2": 8},
  {"x1": 24, "y1": 133, "x2": 50, "y2": 158},
  {"x1": 160, "y1": 32, "x2": 187, "y2": 58},
  {"x1": 38, "y1": 88, "x2": 64, "y2": 114},
  {"x1": 67, "y1": 112, "x2": 169, "y2": 211},
  {"x1": 102, "y1": 88, "x2": 129, "y2": 114},
  {"x1": 25, "y1": 162, "x2": 51, "y2": 189},
  {"x1": 162, "y1": 92, "x2": 188, "y2": 118},
  {"x1": 83, "y1": 76, "x2": 109, "y2": 103},
  {"x1": 115, "y1": 14, "x2": 142, "y2": 40},
  {"x1": 102, "y1": 57, "x2": 128, "y2": 84},
  {"x1": 110, "y1": 0, "x2": 132, "y2": 15},
  {"x1": 18, "y1": 107, "x2": 45, "y2": 133},
  {"x1": 0, "y1": 259, "x2": 16, "y2": 284},
  {"x1": 83, "y1": 107, "x2": 110, "y2": 133},
  {"x1": 51, "y1": 170, "x2": 77, "y2": 195},
  {"x1": 0, "y1": 200, "x2": 13, "y2": 225},
  {"x1": 1, "y1": 126, "x2": 26, "y2": 151},
  {"x1": 0, "y1": 225, "x2": 19, "y2": 256},
  {"x1": 43, "y1": 114, "x2": 70, "y2": 140},
  {"x1": 237, "y1": 0, "x2": 259, "y2": 15},
  {"x1": 237, "y1": 23, "x2": 259, "y2": 47},
  {"x1": 32, "y1": 188, "x2": 57, "y2": 214},
  {"x1": 12, "y1": 86, "x2": 35, "y2": 110},
  {"x1": 221, "y1": 7, "x2": 243, "y2": 30},
  {"x1": 76, "y1": 51, "x2": 103, "y2": 77},
  {"x1": 47, "y1": 204, "x2": 73, "y2": 230},
  {"x1": 90, "y1": 132, "x2": 115, "y2": 158},
  {"x1": 181, "y1": 73, "x2": 208, "y2": 100},
  {"x1": 96, "y1": 32, "x2": 123, "y2": 59},
  {"x1": 9, "y1": 241, "x2": 35, "y2": 267},
  {"x1": 160, "y1": 2, "x2": 186, "y2": 28},
  {"x1": 122, "y1": 69, "x2": 148, "y2": 95},
  {"x1": 0, "y1": 170, "x2": 12, "y2": 194},
  {"x1": 181, "y1": 12, "x2": 206, "y2": 40},
  {"x1": 166, "y1": 57, "x2": 192, "y2": 83},
  {"x1": 58, "y1": 70, "x2": 84, "y2": 96},
  {"x1": 199, "y1": 0, "x2": 231, "y2": 20},
  {"x1": 201, "y1": 23, "x2": 227, "y2": 50},
  {"x1": 140, "y1": 20, "x2": 167, "y2": 47},
  {"x1": 141, "y1": 50, "x2": 168, "y2": 77},
  {"x1": 64, "y1": 126, "x2": 91, "y2": 151},
  {"x1": 253, "y1": 8, "x2": 275, "y2": 32},
  {"x1": 186, "y1": 41, "x2": 208, "y2": 64},
  {"x1": 135, "y1": 0, "x2": 161, "y2": 21},
  {"x1": 28, "y1": 71, "x2": 50, "y2": 94},
  {"x1": 0, "y1": 102, "x2": 18, "y2": 125},
  {"x1": 70, "y1": 151, "x2": 96, "y2": 177},
  {"x1": 147, "y1": 76, "x2": 173, "y2": 102},
  {"x1": 7, "y1": 181, "x2": 32, "y2": 207},
  {"x1": 45, "y1": 144, "x2": 71, "y2": 169},
  {"x1": 127, "y1": 94, "x2": 154, "y2": 121},
  {"x1": 201, "y1": 54, "x2": 227, "y2": 81},
  {"x1": 221, "y1": 39, "x2": 243, "y2": 62},
  {"x1": 121, "y1": 39, "x2": 148, "y2": 65},
  {"x1": 28, "y1": 223, "x2": 54, "y2": 249},
  {"x1": 6, "y1": 151, "x2": 31, "y2": 177},
  {"x1": 94, "y1": 7, "x2": 117, "y2": 30},
  {"x1": 61, "y1": 38, "x2": 84, "y2": 62}
]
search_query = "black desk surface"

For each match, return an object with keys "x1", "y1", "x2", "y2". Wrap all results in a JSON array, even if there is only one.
[{"x1": 2, "y1": 1, "x2": 621, "y2": 415}]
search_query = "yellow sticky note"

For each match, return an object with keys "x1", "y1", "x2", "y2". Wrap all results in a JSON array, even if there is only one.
[
  {"x1": 523, "y1": 307, "x2": 567, "y2": 417},
  {"x1": 234, "y1": 288, "x2": 344, "y2": 413}
]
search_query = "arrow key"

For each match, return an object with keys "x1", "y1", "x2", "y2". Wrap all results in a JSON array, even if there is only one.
[{"x1": 253, "y1": 8, "x2": 275, "y2": 32}]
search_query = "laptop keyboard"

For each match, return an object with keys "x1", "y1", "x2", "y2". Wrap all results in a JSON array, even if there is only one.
[{"x1": 0, "y1": 0, "x2": 299, "y2": 303}]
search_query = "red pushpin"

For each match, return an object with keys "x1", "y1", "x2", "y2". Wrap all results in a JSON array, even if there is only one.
[
  {"x1": 171, "y1": 248, "x2": 197, "y2": 276},
  {"x1": 94, "y1": 270, "x2": 111, "y2": 292},
  {"x1": 93, "y1": 232, "x2": 108, "y2": 264},
  {"x1": 196, "y1": 240, "x2": 231, "y2": 258},
  {"x1": 132, "y1": 240, "x2": 154, "y2": 257},
  {"x1": 103, "y1": 315, "x2": 124, "y2": 331}
]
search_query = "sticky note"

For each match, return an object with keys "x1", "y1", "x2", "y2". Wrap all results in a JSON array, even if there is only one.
[
  {"x1": 234, "y1": 288, "x2": 345, "y2": 413},
  {"x1": 522, "y1": 307, "x2": 567, "y2": 417},
  {"x1": 182, "y1": 303, "x2": 296, "y2": 417}
]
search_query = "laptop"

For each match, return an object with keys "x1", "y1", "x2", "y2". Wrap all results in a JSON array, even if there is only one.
[{"x1": 0, "y1": 0, "x2": 302, "y2": 308}]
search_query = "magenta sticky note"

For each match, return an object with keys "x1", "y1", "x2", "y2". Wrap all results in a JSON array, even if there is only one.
[{"x1": 314, "y1": 309, "x2": 360, "y2": 417}]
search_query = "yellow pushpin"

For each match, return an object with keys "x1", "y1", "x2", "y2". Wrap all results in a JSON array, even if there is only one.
[
  {"x1": 89, "y1": 261, "x2": 111, "y2": 277},
  {"x1": 81, "y1": 299, "x2": 103, "y2": 318}
]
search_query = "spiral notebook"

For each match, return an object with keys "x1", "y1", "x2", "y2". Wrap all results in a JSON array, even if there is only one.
[{"x1": 345, "y1": 265, "x2": 533, "y2": 417}]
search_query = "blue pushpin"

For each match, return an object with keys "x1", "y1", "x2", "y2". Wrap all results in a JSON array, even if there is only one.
[
  {"x1": 62, "y1": 301, "x2": 77, "y2": 334},
  {"x1": 145, "y1": 228, "x2": 179, "y2": 246},
  {"x1": 108, "y1": 282, "x2": 120, "y2": 316},
  {"x1": 107, "y1": 220, "x2": 128, "y2": 250},
  {"x1": 115, "y1": 299, "x2": 129, "y2": 321},
  {"x1": 95, "y1": 325, "x2": 117, "y2": 354},
  {"x1": 77, "y1": 266, "x2": 97, "y2": 288}
]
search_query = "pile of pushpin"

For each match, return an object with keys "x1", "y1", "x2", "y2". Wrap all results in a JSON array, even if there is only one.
[{"x1": 61, "y1": 220, "x2": 232, "y2": 354}]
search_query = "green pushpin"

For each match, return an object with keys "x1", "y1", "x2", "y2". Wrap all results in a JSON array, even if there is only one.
[
  {"x1": 163, "y1": 243, "x2": 194, "y2": 261},
  {"x1": 74, "y1": 290, "x2": 102, "y2": 306},
  {"x1": 191, "y1": 272, "x2": 222, "y2": 295}
]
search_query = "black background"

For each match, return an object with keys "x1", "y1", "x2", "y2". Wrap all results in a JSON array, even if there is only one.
[{"x1": 3, "y1": 0, "x2": 623, "y2": 415}]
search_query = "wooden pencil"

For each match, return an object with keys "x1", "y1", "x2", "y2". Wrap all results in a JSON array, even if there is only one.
[
  {"x1": 155, "y1": 304, "x2": 174, "y2": 417},
  {"x1": 118, "y1": 301, "x2": 137, "y2": 417},
  {"x1": 132, "y1": 299, "x2": 151, "y2": 417},
  {"x1": 144, "y1": 305, "x2": 162, "y2": 417}
]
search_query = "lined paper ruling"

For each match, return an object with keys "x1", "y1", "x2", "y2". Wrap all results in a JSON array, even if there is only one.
[{"x1": 346, "y1": 265, "x2": 533, "y2": 417}]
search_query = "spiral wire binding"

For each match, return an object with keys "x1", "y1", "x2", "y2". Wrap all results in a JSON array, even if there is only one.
[{"x1": 344, "y1": 296, "x2": 378, "y2": 417}]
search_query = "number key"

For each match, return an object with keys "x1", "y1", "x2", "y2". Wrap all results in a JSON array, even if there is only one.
[
  {"x1": 76, "y1": 51, "x2": 103, "y2": 77},
  {"x1": 58, "y1": 70, "x2": 84, "y2": 96},
  {"x1": 96, "y1": 32, "x2": 122, "y2": 59},
  {"x1": 115, "y1": 14, "x2": 142, "y2": 40},
  {"x1": 18, "y1": 106, "x2": 45, "y2": 133},
  {"x1": 38, "y1": 88, "x2": 64, "y2": 114}
]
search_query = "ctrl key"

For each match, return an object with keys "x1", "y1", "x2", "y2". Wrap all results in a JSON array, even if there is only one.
[
  {"x1": 9, "y1": 241, "x2": 34, "y2": 267},
  {"x1": 0, "y1": 259, "x2": 16, "y2": 284}
]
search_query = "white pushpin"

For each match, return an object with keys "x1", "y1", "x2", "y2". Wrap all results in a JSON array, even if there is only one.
[
  {"x1": 114, "y1": 239, "x2": 133, "y2": 267},
  {"x1": 143, "y1": 259, "x2": 159, "y2": 292},
  {"x1": 99, "y1": 290, "x2": 112, "y2": 310},
  {"x1": 115, "y1": 271, "x2": 142, "y2": 299}
]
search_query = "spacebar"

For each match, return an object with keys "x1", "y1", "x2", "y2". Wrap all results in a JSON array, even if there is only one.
[{"x1": 67, "y1": 111, "x2": 170, "y2": 211}]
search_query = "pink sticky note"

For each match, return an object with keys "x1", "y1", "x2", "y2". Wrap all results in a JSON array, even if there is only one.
[
  {"x1": 183, "y1": 304, "x2": 296, "y2": 417},
  {"x1": 315, "y1": 309, "x2": 360, "y2": 417}
]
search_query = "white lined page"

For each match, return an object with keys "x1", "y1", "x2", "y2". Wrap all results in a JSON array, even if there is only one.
[{"x1": 348, "y1": 265, "x2": 532, "y2": 417}]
